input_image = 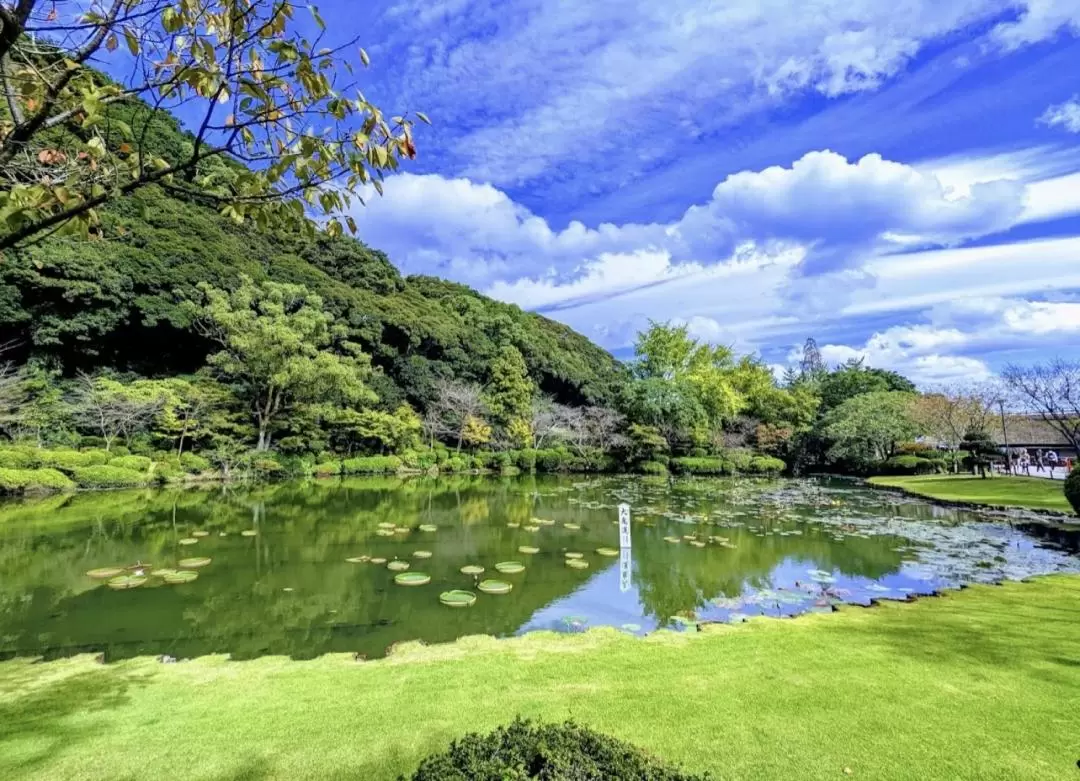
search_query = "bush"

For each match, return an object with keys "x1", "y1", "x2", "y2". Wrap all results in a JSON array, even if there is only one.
[
  {"x1": 747, "y1": 455, "x2": 787, "y2": 475},
  {"x1": 515, "y1": 449, "x2": 537, "y2": 472},
  {"x1": 471, "y1": 451, "x2": 496, "y2": 469},
  {"x1": 109, "y1": 445, "x2": 131, "y2": 457},
  {"x1": 0, "y1": 468, "x2": 30, "y2": 492},
  {"x1": 342, "y1": 456, "x2": 402, "y2": 474},
  {"x1": 1065, "y1": 467, "x2": 1080, "y2": 516},
  {"x1": 0, "y1": 449, "x2": 37, "y2": 469},
  {"x1": 37, "y1": 449, "x2": 110, "y2": 473},
  {"x1": 313, "y1": 461, "x2": 342, "y2": 477},
  {"x1": 252, "y1": 458, "x2": 287, "y2": 477},
  {"x1": 107, "y1": 455, "x2": 153, "y2": 472},
  {"x1": 27, "y1": 468, "x2": 77, "y2": 491},
  {"x1": 880, "y1": 455, "x2": 939, "y2": 476},
  {"x1": 153, "y1": 466, "x2": 187, "y2": 485},
  {"x1": 404, "y1": 719, "x2": 705, "y2": 781},
  {"x1": 726, "y1": 450, "x2": 754, "y2": 472},
  {"x1": 179, "y1": 452, "x2": 212, "y2": 473},
  {"x1": 638, "y1": 460, "x2": 669, "y2": 475},
  {"x1": 441, "y1": 455, "x2": 469, "y2": 473},
  {"x1": 670, "y1": 457, "x2": 730, "y2": 475},
  {"x1": 70, "y1": 465, "x2": 150, "y2": 489},
  {"x1": 400, "y1": 449, "x2": 437, "y2": 470},
  {"x1": 533, "y1": 448, "x2": 575, "y2": 472}
]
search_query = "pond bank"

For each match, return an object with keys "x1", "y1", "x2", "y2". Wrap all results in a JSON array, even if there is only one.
[
  {"x1": 2, "y1": 574, "x2": 1078, "y2": 781},
  {"x1": 867, "y1": 474, "x2": 1076, "y2": 518}
]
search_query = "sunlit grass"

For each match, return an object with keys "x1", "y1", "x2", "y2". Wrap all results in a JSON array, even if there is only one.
[
  {"x1": 869, "y1": 474, "x2": 1074, "y2": 513},
  {"x1": 2, "y1": 576, "x2": 1079, "y2": 780}
]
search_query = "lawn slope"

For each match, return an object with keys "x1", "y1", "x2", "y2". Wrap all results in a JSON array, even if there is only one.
[
  {"x1": 2, "y1": 576, "x2": 1079, "y2": 781},
  {"x1": 869, "y1": 474, "x2": 1074, "y2": 514}
]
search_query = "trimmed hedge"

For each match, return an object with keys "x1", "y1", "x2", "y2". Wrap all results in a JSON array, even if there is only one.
[
  {"x1": 0, "y1": 449, "x2": 37, "y2": 469},
  {"x1": 179, "y1": 452, "x2": 212, "y2": 473},
  {"x1": 1065, "y1": 466, "x2": 1080, "y2": 516},
  {"x1": 0, "y1": 467, "x2": 77, "y2": 493},
  {"x1": 747, "y1": 455, "x2": 786, "y2": 475},
  {"x1": 671, "y1": 457, "x2": 729, "y2": 475},
  {"x1": 638, "y1": 460, "x2": 669, "y2": 475},
  {"x1": 252, "y1": 458, "x2": 287, "y2": 476},
  {"x1": 342, "y1": 456, "x2": 403, "y2": 474},
  {"x1": 879, "y1": 455, "x2": 940, "y2": 476},
  {"x1": 441, "y1": 456, "x2": 469, "y2": 473},
  {"x1": 404, "y1": 719, "x2": 705, "y2": 781},
  {"x1": 37, "y1": 449, "x2": 111, "y2": 472},
  {"x1": 107, "y1": 455, "x2": 153, "y2": 472},
  {"x1": 400, "y1": 450, "x2": 438, "y2": 470},
  {"x1": 69, "y1": 465, "x2": 149, "y2": 489},
  {"x1": 313, "y1": 461, "x2": 342, "y2": 477}
]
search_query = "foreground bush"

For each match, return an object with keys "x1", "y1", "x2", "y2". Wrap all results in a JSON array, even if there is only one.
[
  {"x1": 179, "y1": 452, "x2": 212, "y2": 473},
  {"x1": 880, "y1": 455, "x2": 940, "y2": 476},
  {"x1": 0, "y1": 449, "x2": 37, "y2": 469},
  {"x1": 313, "y1": 461, "x2": 342, "y2": 477},
  {"x1": 0, "y1": 467, "x2": 77, "y2": 493},
  {"x1": 1065, "y1": 467, "x2": 1080, "y2": 516},
  {"x1": 37, "y1": 449, "x2": 111, "y2": 473},
  {"x1": 342, "y1": 456, "x2": 403, "y2": 474},
  {"x1": 747, "y1": 455, "x2": 786, "y2": 475},
  {"x1": 69, "y1": 466, "x2": 150, "y2": 489},
  {"x1": 403, "y1": 719, "x2": 706, "y2": 781}
]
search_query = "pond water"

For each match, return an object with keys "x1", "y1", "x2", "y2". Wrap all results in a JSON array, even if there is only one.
[{"x1": 1, "y1": 475, "x2": 1077, "y2": 662}]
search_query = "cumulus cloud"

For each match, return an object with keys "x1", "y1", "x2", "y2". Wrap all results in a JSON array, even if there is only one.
[
  {"x1": 991, "y1": 0, "x2": 1080, "y2": 50},
  {"x1": 1039, "y1": 96, "x2": 1080, "y2": 132}
]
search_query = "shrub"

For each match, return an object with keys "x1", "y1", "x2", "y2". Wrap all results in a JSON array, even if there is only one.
[
  {"x1": 313, "y1": 461, "x2": 342, "y2": 477},
  {"x1": 670, "y1": 457, "x2": 729, "y2": 475},
  {"x1": 471, "y1": 451, "x2": 496, "y2": 469},
  {"x1": 726, "y1": 450, "x2": 754, "y2": 472},
  {"x1": 0, "y1": 449, "x2": 37, "y2": 469},
  {"x1": 880, "y1": 455, "x2": 939, "y2": 476},
  {"x1": 109, "y1": 445, "x2": 132, "y2": 457},
  {"x1": 27, "y1": 468, "x2": 77, "y2": 491},
  {"x1": 404, "y1": 718, "x2": 705, "y2": 781},
  {"x1": 0, "y1": 468, "x2": 30, "y2": 492},
  {"x1": 534, "y1": 448, "x2": 579, "y2": 473},
  {"x1": 515, "y1": 449, "x2": 537, "y2": 472},
  {"x1": 107, "y1": 455, "x2": 153, "y2": 472},
  {"x1": 37, "y1": 449, "x2": 109, "y2": 473},
  {"x1": 342, "y1": 456, "x2": 403, "y2": 474},
  {"x1": 252, "y1": 458, "x2": 287, "y2": 477},
  {"x1": 747, "y1": 455, "x2": 787, "y2": 475},
  {"x1": 399, "y1": 449, "x2": 437, "y2": 470},
  {"x1": 638, "y1": 460, "x2": 669, "y2": 475},
  {"x1": 179, "y1": 452, "x2": 212, "y2": 473},
  {"x1": 70, "y1": 466, "x2": 150, "y2": 489},
  {"x1": 441, "y1": 455, "x2": 469, "y2": 473},
  {"x1": 1065, "y1": 467, "x2": 1080, "y2": 516},
  {"x1": 153, "y1": 467, "x2": 187, "y2": 485}
]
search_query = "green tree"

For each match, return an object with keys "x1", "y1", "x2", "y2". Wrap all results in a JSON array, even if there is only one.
[
  {"x1": 8, "y1": 361, "x2": 69, "y2": 446},
  {"x1": 818, "y1": 359, "x2": 916, "y2": 412},
  {"x1": 149, "y1": 375, "x2": 231, "y2": 456},
  {"x1": 0, "y1": 0, "x2": 425, "y2": 250},
  {"x1": 184, "y1": 276, "x2": 375, "y2": 451},
  {"x1": 484, "y1": 346, "x2": 534, "y2": 425},
  {"x1": 72, "y1": 373, "x2": 166, "y2": 450},
  {"x1": 822, "y1": 391, "x2": 918, "y2": 468}
]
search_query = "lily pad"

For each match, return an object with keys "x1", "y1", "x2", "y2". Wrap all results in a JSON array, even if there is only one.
[
  {"x1": 595, "y1": 547, "x2": 619, "y2": 557},
  {"x1": 536, "y1": 519, "x2": 556, "y2": 526},
  {"x1": 345, "y1": 556, "x2": 370, "y2": 564},
  {"x1": 439, "y1": 589, "x2": 477, "y2": 608},
  {"x1": 370, "y1": 557, "x2": 387, "y2": 565},
  {"x1": 387, "y1": 560, "x2": 410, "y2": 572},
  {"x1": 241, "y1": 530, "x2": 258, "y2": 537},
  {"x1": 178, "y1": 537, "x2": 199, "y2": 545},
  {"x1": 418, "y1": 524, "x2": 438, "y2": 532},
  {"x1": 413, "y1": 550, "x2": 433, "y2": 559},
  {"x1": 689, "y1": 540, "x2": 707, "y2": 548},
  {"x1": 377, "y1": 522, "x2": 396, "y2": 530},
  {"x1": 523, "y1": 525, "x2": 540, "y2": 532},
  {"x1": 394, "y1": 526, "x2": 411, "y2": 534},
  {"x1": 564, "y1": 552, "x2": 584, "y2": 559},
  {"x1": 86, "y1": 567, "x2": 124, "y2": 580},
  {"x1": 163, "y1": 570, "x2": 198, "y2": 584},
  {"x1": 375, "y1": 529, "x2": 395, "y2": 537},
  {"x1": 149, "y1": 568, "x2": 179, "y2": 578},
  {"x1": 107, "y1": 574, "x2": 147, "y2": 590},
  {"x1": 178, "y1": 557, "x2": 212, "y2": 569},
  {"x1": 395, "y1": 572, "x2": 431, "y2": 586},
  {"x1": 495, "y1": 561, "x2": 525, "y2": 574},
  {"x1": 191, "y1": 530, "x2": 210, "y2": 537},
  {"x1": 563, "y1": 523, "x2": 581, "y2": 530},
  {"x1": 460, "y1": 565, "x2": 485, "y2": 575},
  {"x1": 477, "y1": 579, "x2": 512, "y2": 594},
  {"x1": 506, "y1": 522, "x2": 520, "y2": 528},
  {"x1": 663, "y1": 536, "x2": 681, "y2": 544},
  {"x1": 518, "y1": 545, "x2": 540, "y2": 554},
  {"x1": 566, "y1": 559, "x2": 589, "y2": 570}
]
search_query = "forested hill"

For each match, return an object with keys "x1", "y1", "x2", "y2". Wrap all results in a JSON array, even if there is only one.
[{"x1": 0, "y1": 109, "x2": 621, "y2": 410}]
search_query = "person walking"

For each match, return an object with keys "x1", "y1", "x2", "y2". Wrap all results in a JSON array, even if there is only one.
[
  {"x1": 1035, "y1": 450, "x2": 1045, "y2": 474},
  {"x1": 1019, "y1": 450, "x2": 1031, "y2": 476}
]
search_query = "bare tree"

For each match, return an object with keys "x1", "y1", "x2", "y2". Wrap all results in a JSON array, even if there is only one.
[
  {"x1": 428, "y1": 380, "x2": 488, "y2": 452},
  {"x1": 585, "y1": 407, "x2": 626, "y2": 452},
  {"x1": 530, "y1": 397, "x2": 564, "y2": 449},
  {"x1": 1001, "y1": 360, "x2": 1080, "y2": 452},
  {"x1": 0, "y1": 361, "x2": 27, "y2": 433},
  {"x1": 915, "y1": 384, "x2": 1000, "y2": 471},
  {"x1": 72, "y1": 372, "x2": 163, "y2": 450}
]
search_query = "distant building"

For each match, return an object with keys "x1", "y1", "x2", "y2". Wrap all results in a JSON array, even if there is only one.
[{"x1": 993, "y1": 414, "x2": 1077, "y2": 459}]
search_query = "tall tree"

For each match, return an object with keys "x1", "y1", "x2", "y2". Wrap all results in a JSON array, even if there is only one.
[
  {"x1": 0, "y1": 0, "x2": 425, "y2": 250},
  {"x1": 799, "y1": 337, "x2": 826, "y2": 380},
  {"x1": 1001, "y1": 360, "x2": 1080, "y2": 452},
  {"x1": 822, "y1": 391, "x2": 918, "y2": 467},
  {"x1": 484, "y1": 345, "x2": 533, "y2": 424},
  {"x1": 183, "y1": 275, "x2": 375, "y2": 450},
  {"x1": 429, "y1": 379, "x2": 488, "y2": 453},
  {"x1": 72, "y1": 372, "x2": 164, "y2": 449}
]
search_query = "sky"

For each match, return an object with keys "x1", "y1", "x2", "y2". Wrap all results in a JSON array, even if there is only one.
[{"x1": 223, "y1": 1, "x2": 1080, "y2": 384}]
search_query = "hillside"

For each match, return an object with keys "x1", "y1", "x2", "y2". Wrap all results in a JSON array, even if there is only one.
[{"x1": 0, "y1": 104, "x2": 621, "y2": 410}]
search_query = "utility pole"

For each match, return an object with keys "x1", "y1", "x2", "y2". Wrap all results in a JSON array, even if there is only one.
[{"x1": 998, "y1": 399, "x2": 1011, "y2": 475}]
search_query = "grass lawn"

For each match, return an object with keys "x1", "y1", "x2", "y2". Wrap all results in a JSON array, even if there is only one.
[
  {"x1": 2, "y1": 576, "x2": 1079, "y2": 781},
  {"x1": 868, "y1": 474, "x2": 1075, "y2": 514}
]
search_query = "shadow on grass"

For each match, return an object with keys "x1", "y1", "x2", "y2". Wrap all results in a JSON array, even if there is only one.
[{"x1": 0, "y1": 664, "x2": 146, "y2": 778}]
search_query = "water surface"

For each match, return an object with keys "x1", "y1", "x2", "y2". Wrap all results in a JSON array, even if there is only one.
[{"x1": 1, "y1": 475, "x2": 1077, "y2": 661}]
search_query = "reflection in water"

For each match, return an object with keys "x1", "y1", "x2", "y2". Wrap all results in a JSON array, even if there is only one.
[{"x1": 0, "y1": 475, "x2": 1076, "y2": 661}]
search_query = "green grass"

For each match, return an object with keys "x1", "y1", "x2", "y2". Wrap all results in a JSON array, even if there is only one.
[
  {"x1": 868, "y1": 474, "x2": 1075, "y2": 514},
  {"x1": 2, "y1": 576, "x2": 1079, "y2": 780}
]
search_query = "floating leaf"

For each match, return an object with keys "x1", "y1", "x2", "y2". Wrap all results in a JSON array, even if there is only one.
[
  {"x1": 107, "y1": 575, "x2": 147, "y2": 589},
  {"x1": 377, "y1": 522, "x2": 396, "y2": 530},
  {"x1": 518, "y1": 545, "x2": 540, "y2": 554},
  {"x1": 563, "y1": 523, "x2": 581, "y2": 530},
  {"x1": 663, "y1": 536, "x2": 681, "y2": 544},
  {"x1": 191, "y1": 530, "x2": 210, "y2": 537},
  {"x1": 86, "y1": 567, "x2": 124, "y2": 580},
  {"x1": 149, "y1": 568, "x2": 178, "y2": 578},
  {"x1": 345, "y1": 556, "x2": 370, "y2": 564},
  {"x1": 395, "y1": 572, "x2": 431, "y2": 586},
  {"x1": 507, "y1": 522, "x2": 520, "y2": 528},
  {"x1": 394, "y1": 526, "x2": 411, "y2": 534},
  {"x1": 178, "y1": 537, "x2": 199, "y2": 545},
  {"x1": 375, "y1": 529, "x2": 395, "y2": 537},
  {"x1": 178, "y1": 557, "x2": 211, "y2": 569},
  {"x1": 621, "y1": 623, "x2": 642, "y2": 632},
  {"x1": 387, "y1": 560, "x2": 410, "y2": 572},
  {"x1": 477, "y1": 579, "x2": 512, "y2": 594},
  {"x1": 460, "y1": 565, "x2": 485, "y2": 575},
  {"x1": 523, "y1": 525, "x2": 540, "y2": 532},
  {"x1": 418, "y1": 524, "x2": 438, "y2": 532},
  {"x1": 689, "y1": 540, "x2": 706, "y2": 548},
  {"x1": 370, "y1": 557, "x2": 387, "y2": 565},
  {"x1": 241, "y1": 530, "x2": 258, "y2": 537},
  {"x1": 566, "y1": 559, "x2": 589, "y2": 570},
  {"x1": 164, "y1": 570, "x2": 197, "y2": 584},
  {"x1": 439, "y1": 590, "x2": 476, "y2": 607},
  {"x1": 564, "y1": 552, "x2": 584, "y2": 559},
  {"x1": 595, "y1": 547, "x2": 619, "y2": 557},
  {"x1": 495, "y1": 561, "x2": 525, "y2": 574},
  {"x1": 413, "y1": 550, "x2": 433, "y2": 559}
]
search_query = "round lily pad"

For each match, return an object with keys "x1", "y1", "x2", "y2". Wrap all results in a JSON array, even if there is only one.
[
  {"x1": 387, "y1": 560, "x2": 410, "y2": 572},
  {"x1": 566, "y1": 559, "x2": 589, "y2": 570},
  {"x1": 163, "y1": 570, "x2": 198, "y2": 584},
  {"x1": 395, "y1": 572, "x2": 431, "y2": 586},
  {"x1": 149, "y1": 568, "x2": 179, "y2": 578},
  {"x1": 241, "y1": 530, "x2": 258, "y2": 537},
  {"x1": 107, "y1": 574, "x2": 147, "y2": 590},
  {"x1": 663, "y1": 536, "x2": 681, "y2": 544},
  {"x1": 563, "y1": 523, "x2": 581, "y2": 530},
  {"x1": 345, "y1": 556, "x2": 370, "y2": 564},
  {"x1": 375, "y1": 529, "x2": 395, "y2": 537},
  {"x1": 418, "y1": 524, "x2": 438, "y2": 532},
  {"x1": 370, "y1": 557, "x2": 387, "y2": 565},
  {"x1": 518, "y1": 545, "x2": 540, "y2": 554},
  {"x1": 506, "y1": 522, "x2": 520, "y2": 528},
  {"x1": 477, "y1": 579, "x2": 512, "y2": 595},
  {"x1": 178, "y1": 557, "x2": 212, "y2": 569},
  {"x1": 689, "y1": 540, "x2": 706, "y2": 548},
  {"x1": 394, "y1": 526, "x2": 411, "y2": 534},
  {"x1": 191, "y1": 530, "x2": 210, "y2": 537},
  {"x1": 536, "y1": 519, "x2": 556, "y2": 526},
  {"x1": 413, "y1": 550, "x2": 432, "y2": 559},
  {"x1": 494, "y1": 561, "x2": 525, "y2": 574},
  {"x1": 178, "y1": 537, "x2": 199, "y2": 545},
  {"x1": 218, "y1": 532, "x2": 229, "y2": 537},
  {"x1": 377, "y1": 522, "x2": 396, "y2": 530},
  {"x1": 86, "y1": 567, "x2": 124, "y2": 580},
  {"x1": 439, "y1": 589, "x2": 476, "y2": 608},
  {"x1": 460, "y1": 564, "x2": 485, "y2": 575},
  {"x1": 523, "y1": 525, "x2": 540, "y2": 532},
  {"x1": 595, "y1": 547, "x2": 619, "y2": 557},
  {"x1": 564, "y1": 552, "x2": 584, "y2": 559},
  {"x1": 621, "y1": 623, "x2": 642, "y2": 632}
]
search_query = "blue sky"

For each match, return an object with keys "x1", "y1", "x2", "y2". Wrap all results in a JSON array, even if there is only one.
[{"x1": 267, "y1": 2, "x2": 1080, "y2": 383}]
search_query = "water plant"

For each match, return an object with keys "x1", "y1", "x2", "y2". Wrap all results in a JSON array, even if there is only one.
[
  {"x1": 86, "y1": 567, "x2": 124, "y2": 579},
  {"x1": 395, "y1": 572, "x2": 431, "y2": 586},
  {"x1": 495, "y1": 561, "x2": 525, "y2": 574},
  {"x1": 595, "y1": 547, "x2": 619, "y2": 557},
  {"x1": 477, "y1": 579, "x2": 512, "y2": 594},
  {"x1": 177, "y1": 557, "x2": 212, "y2": 568},
  {"x1": 387, "y1": 560, "x2": 410, "y2": 572},
  {"x1": 107, "y1": 574, "x2": 147, "y2": 589},
  {"x1": 178, "y1": 537, "x2": 199, "y2": 545},
  {"x1": 439, "y1": 590, "x2": 477, "y2": 608},
  {"x1": 460, "y1": 565, "x2": 485, "y2": 575},
  {"x1": 518, "y1": 545, "x2": 540, "y2": 554}
]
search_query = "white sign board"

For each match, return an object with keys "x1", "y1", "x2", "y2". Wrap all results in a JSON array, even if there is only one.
[
  {"x1": 619, "y1": 547, "x2": 632, "y2": 593},
  {"x1": 618, "y1": 503, "x2": 632, "y2": 592},
  {"x1": 618, "y1": 503, "x2": 631, "y2": 548}
]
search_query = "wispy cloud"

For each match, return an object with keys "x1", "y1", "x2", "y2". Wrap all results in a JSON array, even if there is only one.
[{"x1": 1039, "y1": 95, "x2": 1080, "y2": 132}]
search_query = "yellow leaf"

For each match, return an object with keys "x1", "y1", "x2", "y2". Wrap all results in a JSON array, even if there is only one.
[
  {"x1": 105, "y1": 34, "x2": 118, "y2": 52},
  {"x1": 358, "y1": 48, "x2": 370, "y2": 67}
]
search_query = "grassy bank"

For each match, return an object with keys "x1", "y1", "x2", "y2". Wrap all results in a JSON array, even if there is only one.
[
  {"x1": 868, "y1": 474, "x2": 1075, "y2": 514},
  {"x1": 2, "y1": 576, "x2": 1078, "y2": 780}
]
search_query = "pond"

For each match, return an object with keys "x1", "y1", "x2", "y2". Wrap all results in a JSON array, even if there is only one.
[{"x1": 1, "y1": 475, "x2": 1077, "y2": 662}]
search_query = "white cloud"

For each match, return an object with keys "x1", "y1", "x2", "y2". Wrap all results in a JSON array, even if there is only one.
[
  {"x1": 1039, "y1": 95, "x2": 1080, "y2": 132},
  {"x1": 991, "y1": 0, "x2": 1080, "y2": 50}
]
